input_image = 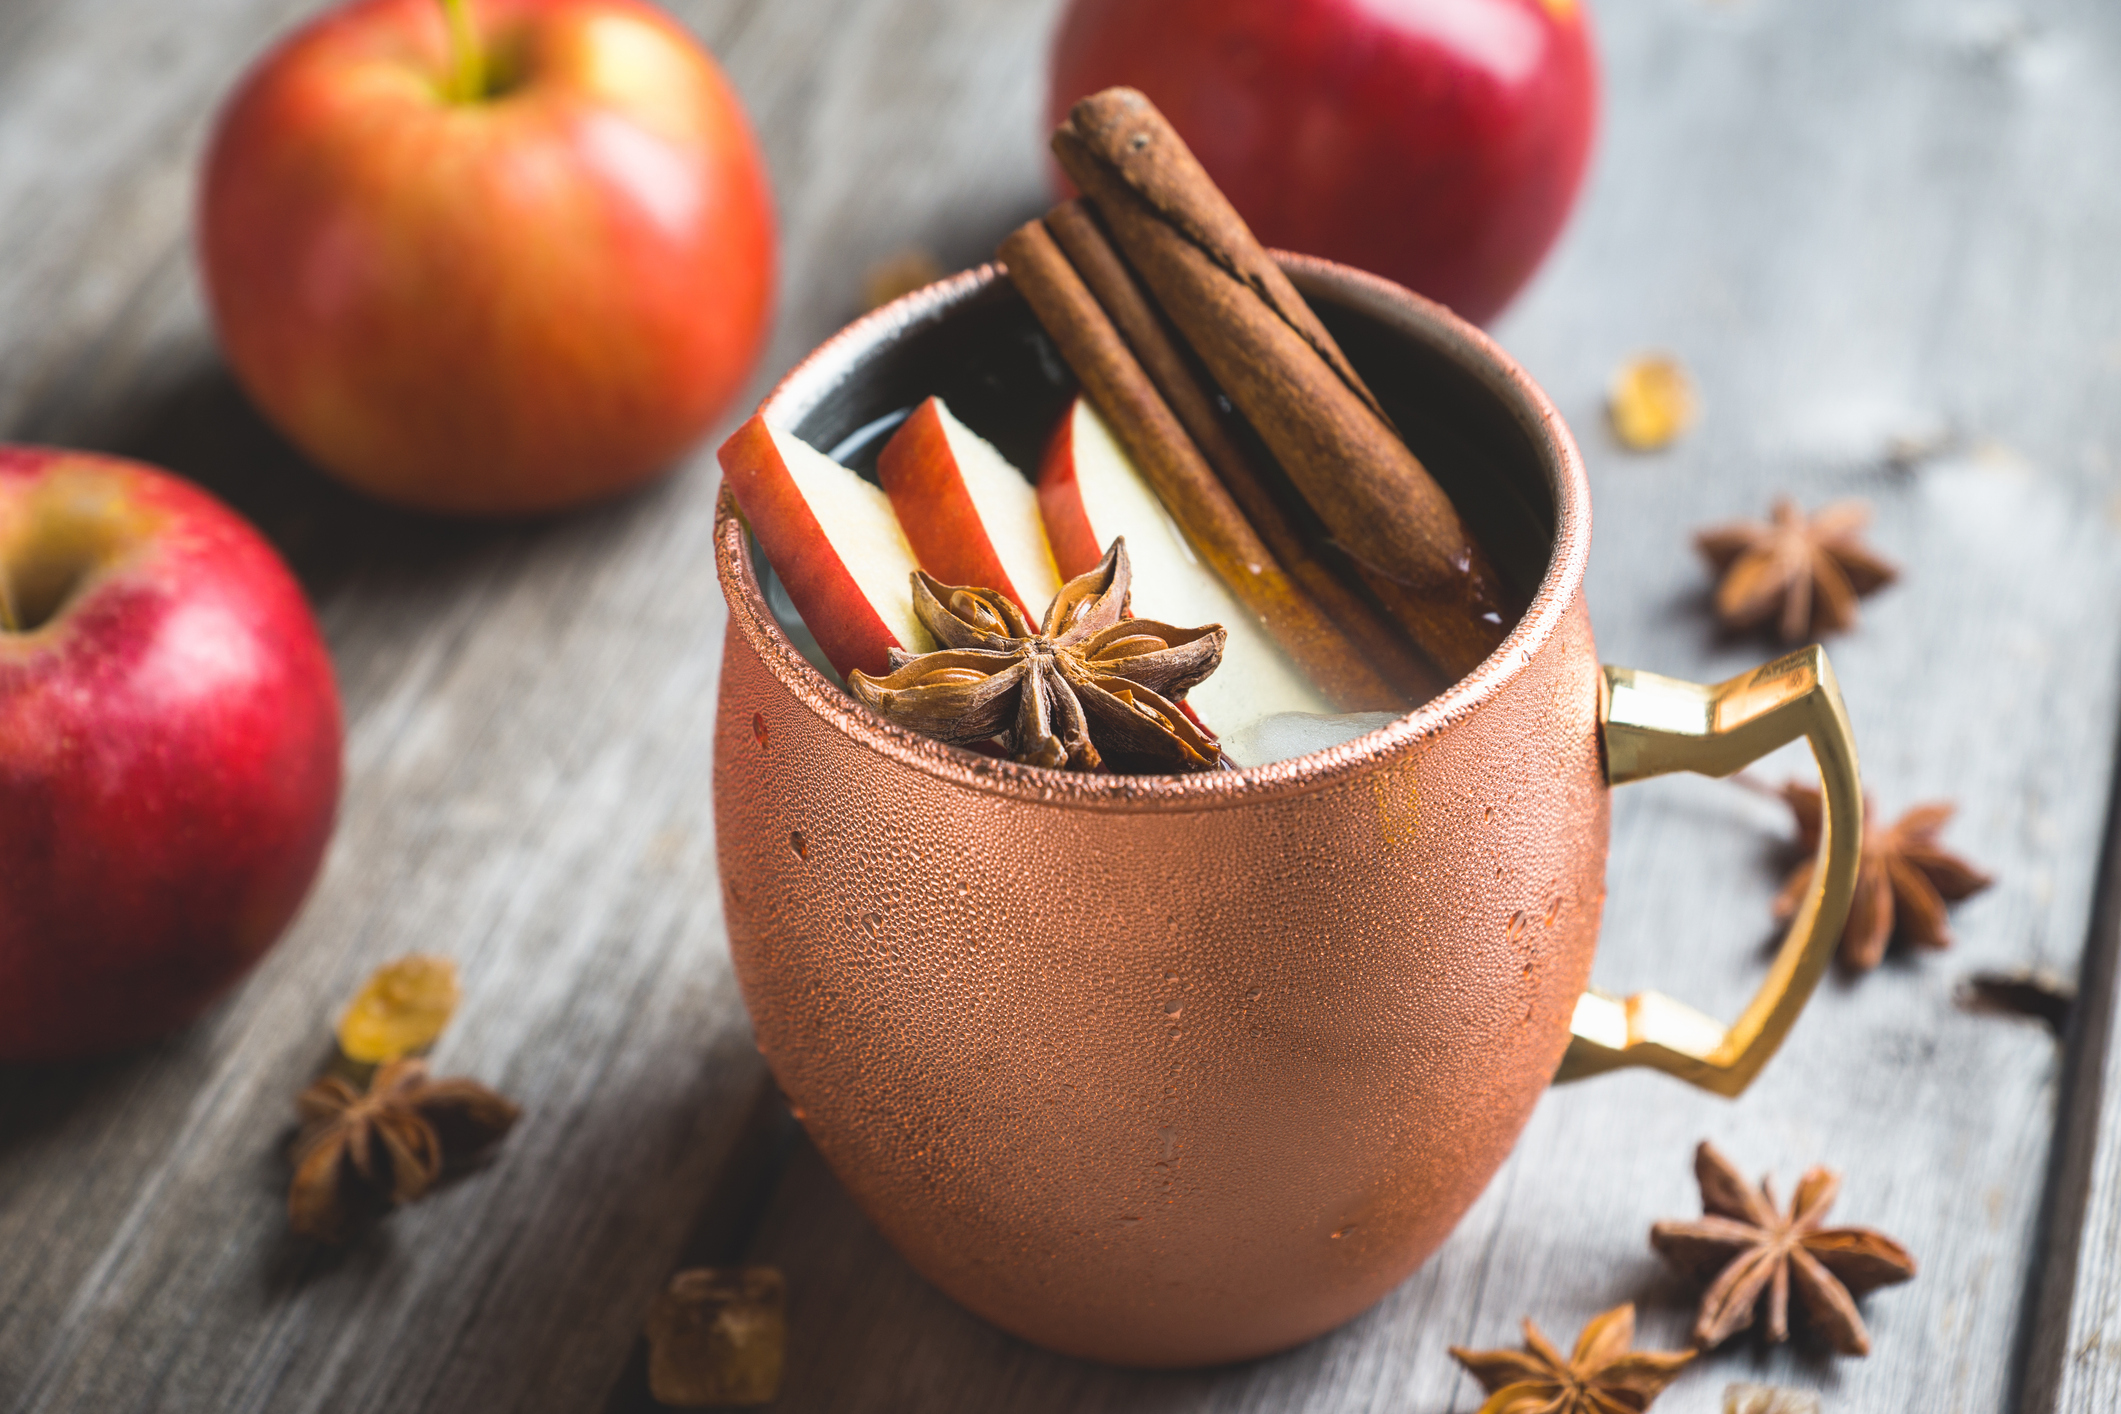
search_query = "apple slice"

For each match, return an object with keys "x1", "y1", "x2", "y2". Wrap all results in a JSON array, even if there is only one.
[
  {"x1": 1039, "y1": 397, "x2": 1334, "y2": 738},
  {"x1": 718, "y1": 414, "x2": 933, "y2": 679},
  {"x1": 878, "y1": 397, "x2": 1062, "y2": 618}
]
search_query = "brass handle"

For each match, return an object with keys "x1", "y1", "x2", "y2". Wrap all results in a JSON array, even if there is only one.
[{"x1": 1555, "y1": 646, "x2": 1861, "y2": 1097}]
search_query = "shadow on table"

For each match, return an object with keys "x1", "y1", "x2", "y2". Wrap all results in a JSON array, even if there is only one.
[
  {"x1": 0, "y1": 1051, "x2": 149, "y2": 1170},
  {"x1": 729, "y1": 1137, "x2": 1231, "y2": 1414},
  {"x1": 722, "y1": 1131, "x2": 1862, "y2": 1414},
  {"x1": 67, "y1": 357, "x2": 507, "y2": 605}
]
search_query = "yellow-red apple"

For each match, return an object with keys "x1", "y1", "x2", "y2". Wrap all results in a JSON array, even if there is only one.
[
  {"x1": 718, "y1": 416, "x2": 931, "y2": 679},
  {"x1": 877, "y1": 397, "x2": 1061, "y2": 618},
  {"x1": 0, "y1": 448, "x2": 342, "y2": 1062},
  {"x1": 200, "y1": 0, "x2": 776, "y2": 514}
]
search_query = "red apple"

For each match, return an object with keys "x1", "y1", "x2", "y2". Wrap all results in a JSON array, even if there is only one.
[
  {"x1": 878, "y1": 397, "x2": 1061, "y2": 618},
  {"x1": 1037, "y1": 398, "x2": 1331, "y2": 737},
  {"x1": 1048, "y1": 0, "x2": 1598, "y2": 325},
  {"x1": 0, "y1": 448, "x2": 343, "y2": 1062},
  {"x1": 199, "y1": 0, "x2": 776, "y2": 515},
  {"x1": 718, "y1": 416, "x2": 932, "y2": 679}
]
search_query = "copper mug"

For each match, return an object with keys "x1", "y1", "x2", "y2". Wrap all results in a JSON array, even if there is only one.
[{"x1": 711, "y1": 257, "x2": 1862, "y2": 1368}]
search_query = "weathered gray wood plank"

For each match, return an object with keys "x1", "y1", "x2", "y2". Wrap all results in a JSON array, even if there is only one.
[
  {"x1": 5, "y1": 0, "x2": 2119, "y2": 1410},
  {"x1": 2023, "y1": 765, "x2": 2121, "y2": 1413},
  {"x1": 0, "y1": 0, "x2": 1032, "y2": 1408},
  {"x1": 728, "y1": 1, "x2": 2121, "y2": 1411}
]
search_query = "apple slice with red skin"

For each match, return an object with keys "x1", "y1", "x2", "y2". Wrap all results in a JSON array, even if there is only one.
[
  {"x1": 878, "y1": 397, "x2": 1062, "y2": 619},
  {"x1": 718, "y1": 415, "x2": 933, "y2": 679},
  {"x1": 1038, "y1": 397, "x2": 1334, "y2": 739},
  {"x1": 0, "y1": 447, "x2": 343, "y2": 1062}
]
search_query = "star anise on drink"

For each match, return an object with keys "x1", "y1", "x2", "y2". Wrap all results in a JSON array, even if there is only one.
[
  {"x1": 847, "y1": 538, "x2": 1226, "y2": 773},
  {"x1": 288, "y1": 1057, "x2": 521, "y2": 1242},
  {"x1": 1773, "y1": 782, "x2": 1993, "y2": 971},
  {"x1": 1449, "y1": 1303, "x2": 1694, "y2": 1414},
  {"x1": 1650, "y1": 1141, "x2": 1916, "y2": 1356},
  {"x1": 1695, "y1": 498, "x2": 1897, "y2": 642}
]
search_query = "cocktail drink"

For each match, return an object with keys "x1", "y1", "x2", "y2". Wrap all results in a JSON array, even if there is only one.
[{"x1": 711, "y1": 91, "x2": 1863, "y2": 1366}]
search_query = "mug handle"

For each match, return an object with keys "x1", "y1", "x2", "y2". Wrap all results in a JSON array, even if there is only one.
[{"x1": 1554, "y1": 645, "x2": 1862, "y2": 1097}]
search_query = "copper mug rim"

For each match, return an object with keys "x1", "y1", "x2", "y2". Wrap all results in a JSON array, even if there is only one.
[{"x1": 713, "y1": 253, "x2": 1592, "y2": 814}]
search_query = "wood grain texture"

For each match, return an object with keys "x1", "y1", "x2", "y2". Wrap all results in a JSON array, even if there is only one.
[
  {"x1": 2023, "y1": 756, "x2": 2121, "y2": 1414},
  {"x1": 0, "y1": 0, "x2": 1041, "y2": 1408},
  {"x1": 730, "y1": 0, "x2": 2121, "y2": 1411},
  {"x1": 3, "y1": 0, "x2": 2120, "y2": 1411}
]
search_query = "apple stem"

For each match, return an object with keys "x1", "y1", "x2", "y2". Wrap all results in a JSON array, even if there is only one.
[{"x1": 440, "y1": 0, "x2": 486, "y2": 103}]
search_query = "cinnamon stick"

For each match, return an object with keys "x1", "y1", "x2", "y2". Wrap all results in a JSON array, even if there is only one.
[
  {"x1": 998, "y1": 218, "x2": 1401, "y2": 713},
  {"x1": 1042, "y1": 200, "x2": 1442, "y2": 705},
  {"x1": 1052, "y1": 88, "x2": 1512, "y2": 679}
]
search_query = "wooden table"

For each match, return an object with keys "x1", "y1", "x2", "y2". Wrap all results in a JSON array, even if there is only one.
[{"x1": 5, "y1": 0, "x2": 2120, "y2": 1409}]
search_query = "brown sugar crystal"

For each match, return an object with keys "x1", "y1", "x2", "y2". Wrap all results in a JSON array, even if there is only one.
[{"x1": 646, "y1": 1267, "x2": 787, "y2": 1407}]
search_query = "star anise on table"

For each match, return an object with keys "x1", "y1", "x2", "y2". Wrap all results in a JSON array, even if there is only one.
[
  {"x1": 847, "y1": 538, "x2": 1227, "y2": 773},
  {"x1": 1450, "y1": 1303, "x2": 1694, "y2": 1414},
  {"x1": 1774, "y1": 782, "x2": 1993, "y2": 972},
  {"x1": 289, "y1": 1057, "x2": 521, "y2": 1242},
  {"x1": 1695, "y1": 498, "x2": 1897, "y2": 643},
  {"x1": 1651, "y1": 1141, "x2": 1916, "y2": 1356}
]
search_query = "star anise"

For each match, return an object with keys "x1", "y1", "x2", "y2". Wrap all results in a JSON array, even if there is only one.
[
  {"x1": 289, "y1": 1057, "x2": 521, "y2": 1242},
  {"x1": 847, "y1": 538, "x2": 1226, "y2": 773},
  {"x1": 1450, "y1": 1303, "x2": 1694, "y2": 1414},
  {"x1": 1773, "y1": 783, "x2": 1993, "y2": 971},
  {"x1": 1695, "y1": 499, "x2": 1897, "y2": 642},
  {"x1": 1651, "y1": 1141, "x2": 1916, "y2": 1356}
]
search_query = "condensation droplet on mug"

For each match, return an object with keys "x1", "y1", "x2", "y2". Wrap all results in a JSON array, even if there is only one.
[
  {"x1": 752, "y1": 711, "x2": 769, "y2": 748},
  {"x1": 859, "y1": 911, "x2": 883, "y2": 942},
  {"x1": 1159, "y1": 1127, "x2": 1178, "y2": 1160},
  {"x1": 1163, "y1": 970, "x2": 1179, "y2": 983},
  {"x1": 1331, "y1": 1224, "x2": 1357, "y2": 1240},
  {"x1": 789, "y1": 830, "x2": 807, "y2": 860},
  {"x1": 1544, "y1": 895, "x2": 1563, "y2": 927},
  {"x1": 1507, "y1": 910, "x2": 1529, "y2": 943},
  {"x1": 1482, "y1": 804, "x2": 1494, "y2": 823},
  {"x1": 1162, "y1": 1000, "x2": 1183, "y2": 1017}
]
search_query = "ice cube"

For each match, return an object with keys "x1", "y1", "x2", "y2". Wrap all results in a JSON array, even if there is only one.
[{"x1": 1218, "y1": 710, "x2": 1402, "y2": 767}]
